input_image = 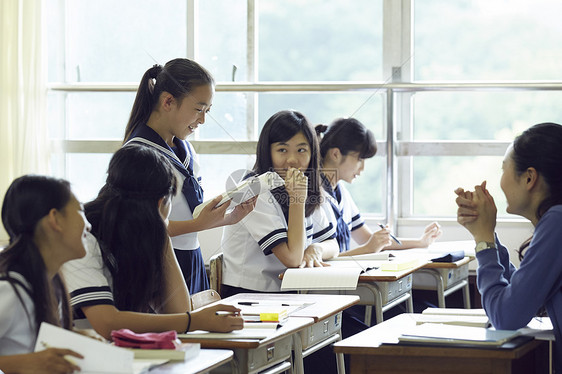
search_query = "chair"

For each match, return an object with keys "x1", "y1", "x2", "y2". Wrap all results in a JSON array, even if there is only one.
[
  {"x1": 191, "y1": 289, "x2": 221, "y2": 310},
  {"x1": 209, "y1": 252, "x2": 223, "y2": 296}
]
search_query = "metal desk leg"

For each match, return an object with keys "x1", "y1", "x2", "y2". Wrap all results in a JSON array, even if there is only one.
[
  {"x1": 335, "y1": 334, "x2": 345, "y2": 374},
  {"x1": 292, "y1": 334, "x2": 304, "y2": 374},
  {"x1": 462, "y1": 280, "x2": 471, "y2": 309}
]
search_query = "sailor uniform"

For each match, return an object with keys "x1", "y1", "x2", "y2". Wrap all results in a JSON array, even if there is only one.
[
  {"x1": 0, "y1": 272, "x2": 36, "y2": 355},
  {"x1": 124, "y1": 125, "x2": 208, "y2": 293},
  {"x1": 222, "y1": 189, "x2": 335, "y2": 292},
  {"x1": 320, "y1": 174, "x2": 364, "y2": 252}
]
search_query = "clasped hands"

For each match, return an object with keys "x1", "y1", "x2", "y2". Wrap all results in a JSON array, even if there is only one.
[{"x1": 454, "y1": 181, "x2": 497, "y2": 242}]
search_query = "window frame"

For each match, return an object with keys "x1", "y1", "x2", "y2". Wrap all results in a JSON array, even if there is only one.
[{"x1": 46, "y1": 0, "x2": 562, "y2": 226}]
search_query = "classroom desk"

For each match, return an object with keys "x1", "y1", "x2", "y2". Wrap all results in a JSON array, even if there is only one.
[
  {"x1": 147, "y1": 348, "x2": 233, "y2": 373},
  {"x1": 333, "y1": 313, "x2": 549, "y2": 374},
  {"x1": 223, "y1": 293, "x2": 359, "y2": 374},
  {"x1": 413, "y1": 256, "x2": 473, "y2": 308},
  {"x1": 296, "y1": 260, "x2": 426, "y2": 326},
  {"x1": 180, "y1": 293, "x2": 359, "y2": 374},
  {"x1": 179, "y1": 317, "x2": 311, "y2": 374}
]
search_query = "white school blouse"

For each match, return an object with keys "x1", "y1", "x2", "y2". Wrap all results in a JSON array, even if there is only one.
[
  {"x1": 62, "y1": 232, "x2": 114, "y2": 330},
  {"x1": 0, "y1": 272, "x2": 36, "y2": 355},
  {"x1": 221, "y1": 190, "x2": 335, "y2": 292},
  {"x1": 168, "y1": 141, "x2": 201, "y2": 251},
  {"x1": 321, "y1": 182, "x2": 365, "y2": 239}
]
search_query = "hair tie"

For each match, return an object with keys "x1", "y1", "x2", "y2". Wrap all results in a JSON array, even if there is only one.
[{"x1": 149, "y1": 64, "x2": 162, "y2": 79}]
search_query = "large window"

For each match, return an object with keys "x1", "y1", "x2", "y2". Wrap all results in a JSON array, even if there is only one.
[{"x1": 46, "y1": 0, "x2": 562, "y2": 223}]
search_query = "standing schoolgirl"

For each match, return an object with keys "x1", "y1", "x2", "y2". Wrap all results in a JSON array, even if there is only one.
[
  {"x1": 0, "y1": 175, "x2": 87, "y2": 373},
  {"x1": 221, "y1": 110, "x2": 339, "y2": 296},
  {"x1": 455, "y1": 122, "x2": 562, "y2": 372},
  {"x1": 316, "y1": 118, "x2": 441, "y2": 255},
  {"x1": 62, "y1": 145, "x2": 243, "y2": 340},
  {"x1": 122, "y1": 58, "x2": 254, "y2": 294}
]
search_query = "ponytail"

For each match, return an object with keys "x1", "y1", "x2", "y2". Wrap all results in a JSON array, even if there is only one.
[{"x1": 123, "y1": 59, "x2": 214, "y2": 143}]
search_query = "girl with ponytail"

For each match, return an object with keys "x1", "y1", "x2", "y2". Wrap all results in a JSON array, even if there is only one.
[{"x1": 122, "y1": 58, "x2": 255, "y2": 294}]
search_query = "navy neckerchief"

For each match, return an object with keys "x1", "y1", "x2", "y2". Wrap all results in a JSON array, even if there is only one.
[
  {"x1": 124, "y1": 125, "x2": 204, "y2": 212},
  {"x1": 321, "y1": 173, "x2": 350, "y2": 252}
]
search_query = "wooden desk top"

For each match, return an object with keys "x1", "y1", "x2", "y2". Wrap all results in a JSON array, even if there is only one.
[
  {"x1": 179, "y1": 317, "x2": 314, "y2": 349},
  {"x1": 224, "y1": 293, "x2": 360, "y2": 321},
  {"x1": 148, "y1": 349, "x2": 233, "y2": 373},
  {"x1": 333, "y1": 313, "x2": 541, "y2": 360}
]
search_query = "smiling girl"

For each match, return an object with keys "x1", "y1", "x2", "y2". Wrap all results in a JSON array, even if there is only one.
[
  {"x1": 0, "y1": 175, "x2": 90, "y2": 373},
  {"x1": 122, "y1": 58, "x2": 254, "y2": 294},
  {"x1": 455, "y1": 122, "x2": 562, "y2": 372},
  {"x1": 316, "y1": 118, "x2": 441, "y2": 255},
  {"x1": 221, "y1": 110, "x2": 338, "y2": 295}
]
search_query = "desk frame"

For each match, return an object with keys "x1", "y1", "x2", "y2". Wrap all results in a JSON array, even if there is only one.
[{"x1": 414, "y1": 257, "x2": 472, "y2": 308}]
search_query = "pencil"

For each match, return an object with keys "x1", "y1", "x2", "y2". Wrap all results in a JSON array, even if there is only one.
[{"x1": 378, "y1": 224, "x2": 402, "y2": 245}]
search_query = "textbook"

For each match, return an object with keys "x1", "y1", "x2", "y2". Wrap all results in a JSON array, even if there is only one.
[
  {"x1": 418, "y1": 308, "x2": 490, "y2": 327},
  {"x1": 35, "y1": 322, "x2": 134, "y2": 373},
  {"x1": 129, "y1": 343, "x2": 200, "y2": 361},
  {"x1": 399, "y1": 323, "x2": 520, "y2": 347},
  {"x1": 280, "y1": 267, "x2": 362, "y2": 291},
  {"x1": 329, "y1": 252, "x2": 391, "y2": 261},
  {"x1": 380, "y1": 258, "x2": 422, "y2": 271},
  {"x1": 192, "y1": 171, "x2": 284, "y2": 218},
  {"x1": 240, "y1": 306, "x2": 289, "y2": 323}
]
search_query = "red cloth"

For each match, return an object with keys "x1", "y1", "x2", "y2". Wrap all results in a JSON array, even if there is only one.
[{"x1": 111, "y1": 329, "x2": 178, "y2": 349}]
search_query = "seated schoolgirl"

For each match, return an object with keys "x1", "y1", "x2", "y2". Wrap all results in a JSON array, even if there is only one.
[
  {"x1": 316, "y1": 118, "x2": 442, "y2": 255},
  {"x1": 455, "y1": 122, "x2": 562, "y2": 372},
  {"x1": 0, "y1": 175, "x2": 87, "y2": 373},
  {"x1": 62, "y1": 145, "x2": 243, "y2": 340},
  {"x1": 221, "y1": 110, "x2": 339, "y2": 297}
]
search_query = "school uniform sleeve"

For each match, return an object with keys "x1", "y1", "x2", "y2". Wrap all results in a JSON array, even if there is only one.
[
  {"x1": 477, "y1": 206, "x2": 562, "y2": 330},
  {"x1": 0, "y1": 274, "x2": 36, "y2": 355},
  {"x1": 61, "y1": 233, "x2": 114, "y2": 311},
  {"x1": 339, "y1": 183, "x2": 364, "y2": 231},
  {"x1": 243, "y1": 191, "x2": 289, "y2": 256},
  {"x1": 309, "y1": 203, "x2": 336, "y2": 244}
]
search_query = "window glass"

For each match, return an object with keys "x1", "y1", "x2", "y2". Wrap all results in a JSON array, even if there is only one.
[
  {"x1": 198, "y1": 154, "x2": 256, "y2": 200},
  {"x1": 258, "y1": 92, "x2": 385, "y2": 141},
  {"x1": 345, "y1": 156, "x2": 385, "y2": 216},
  {"x1": 63, "y1": 154, "x2": 112, "y2": 202},
  {"x1": 259, "y1": 0, "x2": 383, "y2": 81},
  {"x1": 199, "y1": 0, "x2": 248, "y2": 82},
  {"x1": 199, "y1": 92, "x2": 250, "y2": 141},
  {"x1": 412, "y1": 156, "x2": 507, "y2": 217},
  {"x1": 64, "y1": 0, "x2": 187, "y2": 82},
  {"x1": 412, "y1": 92, "x2": 562, "y2": 141},
  {"x1": 66, "y1": 93, "x2": 136, "y2": 140},
  {"x1": 415, "y1": 0, "x2": 562, "y2": 80}
]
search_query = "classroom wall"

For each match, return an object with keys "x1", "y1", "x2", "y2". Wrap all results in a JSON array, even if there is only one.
[{"x1": 200, "y1": 219, "x2": 534, "y2": 268}]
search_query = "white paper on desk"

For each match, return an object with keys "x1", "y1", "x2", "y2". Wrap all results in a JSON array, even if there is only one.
[
  {"x1": 178, "y1": 328, "x2": 276, "y2": 340},
  {"x1": 329, "y1": 252, "x2": 390, "y2": 261},
  {"x1": 34, "y1": 322, "x2": 134, "y2": 373},
  {"x1": 280, "y1": 267, "x2": 361, "y2": 291}
]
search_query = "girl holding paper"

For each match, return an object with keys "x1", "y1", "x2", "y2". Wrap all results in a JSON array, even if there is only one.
[
  {"x1": 123, "y1": 58, "x2": 255, "y2": 294},
  {"x1": 0, "y1": 175, "x2": 87, "y2": 373},
  {"x1": 221, "y1": 110, "x2": 339, "y2": 296},
  {"x1": 455, "y1": 122, "x2": 562, "y2": 372},
  {"x1": 316, "y1": 118, "x2": 441, "y2": 254},
  {"x1": 62, "y1": 145, "x2": 244, "y2": 340}
]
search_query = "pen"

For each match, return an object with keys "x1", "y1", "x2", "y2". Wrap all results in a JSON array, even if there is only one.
[
  {"x1": 378, "y1": 224, "x2": 402, "y2": 245},
  {"x1": 215, "y1": 311, "x2": 240, "y2": 316},
  {"x1": 238, "y1": 301, "x2": 258, "y2": 306}
]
